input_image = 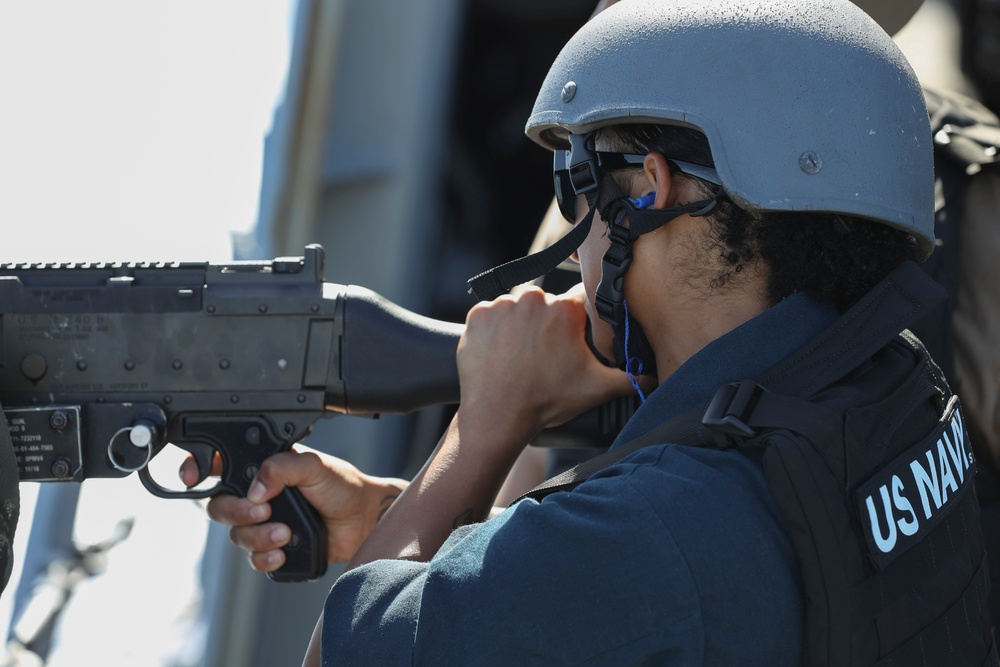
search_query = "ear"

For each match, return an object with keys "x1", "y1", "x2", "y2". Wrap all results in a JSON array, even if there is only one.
[{"x1": 642, "y1": 152, "x2": 677, "y2": 209}]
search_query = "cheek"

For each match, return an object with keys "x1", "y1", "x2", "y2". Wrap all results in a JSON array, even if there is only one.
[
  {"x1": 577, "y1": 215, "x2": 610, "y2": 279},
  {"x1": 577, "y1": 222, "x2": 617, "y2": 359}
]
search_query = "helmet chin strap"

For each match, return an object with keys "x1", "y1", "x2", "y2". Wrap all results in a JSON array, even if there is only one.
[{"x1": 594, "y1": 175, "x2": 719, "y2": 380}]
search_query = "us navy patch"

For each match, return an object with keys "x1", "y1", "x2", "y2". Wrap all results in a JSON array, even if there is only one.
[{"x1": 854, "y1": 396, "x2": 974, "y2": 570}]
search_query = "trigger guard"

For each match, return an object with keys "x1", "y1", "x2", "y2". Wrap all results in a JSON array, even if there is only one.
[{"x1": 138, "y1": 465, "x2": 222, "y2": 500}]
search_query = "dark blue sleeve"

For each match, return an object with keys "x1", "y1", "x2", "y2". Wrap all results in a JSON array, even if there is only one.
[{"x1": 321, "y1": 467, "x2": 706, "y2": 666}]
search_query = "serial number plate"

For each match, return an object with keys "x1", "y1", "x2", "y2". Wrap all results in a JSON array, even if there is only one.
[{"x1": 6, "y1": 406, "x2": 83, "y2": 482}]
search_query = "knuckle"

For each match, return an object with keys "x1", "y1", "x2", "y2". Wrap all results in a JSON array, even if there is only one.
[
  {"x1": 257, "y1": 456, "x2": 279, "y2": 480},
  {"x1": 229, "y1": 526, "x2": 247, "y2": 549},
  {"x1": 294, "y1": 450, "x2": 320, "y2": 469},
  {"x1": 230, "y1": 525, "x2": 265, "y2": 551},
  {"x1": 465, "y1": 301, "x2": 494, "y2": 326},
  {"x1": 206, "y1": 496, "x2": 233, "y2": 524},
  {"x1": 516, "y1": 286, "x2": 545, "y2": 302},
  {"x1": 248, "y1": 552, "x2": 268, "y2": 572},
  {"x1": 251, "y1": 550, "x2": 283, "y2": 572}
]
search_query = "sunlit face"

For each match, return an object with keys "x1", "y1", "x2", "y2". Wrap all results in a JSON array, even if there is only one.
[
  {"x1": 571, "y1": 198, "x2": 617, "y2": 362},
  {"x1": 569, "y1": 168, "x2": 647, "y2": 365}
]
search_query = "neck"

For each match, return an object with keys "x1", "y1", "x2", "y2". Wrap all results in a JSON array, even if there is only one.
[
  {"x1": 644, "y1": 286, "x2": 770, "y2": 380},
  {"x1": 623, "y1": 212, "x2": 771, "y2": 382}
]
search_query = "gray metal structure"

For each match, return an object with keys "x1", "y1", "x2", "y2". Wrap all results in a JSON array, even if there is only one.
[{"x1": 199, "y1": 1, "x2": 463, "y2": 664}]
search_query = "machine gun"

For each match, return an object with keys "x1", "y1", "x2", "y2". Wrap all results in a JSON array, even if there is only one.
[
  {"x1": 0, "y1": 244, "x2": 467, "y2": 583},
  {"x1": 0, "y1": 244, "x2": 635, "y2": 583}
]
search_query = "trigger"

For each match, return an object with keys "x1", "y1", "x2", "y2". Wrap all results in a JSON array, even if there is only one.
[{"x1": 188, "y1": 443, "x2": 216, "y2": 485}]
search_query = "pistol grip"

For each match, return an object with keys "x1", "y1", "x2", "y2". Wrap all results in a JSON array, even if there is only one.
[
  {"x1": 177, "y1": 415, "x2": 329, "y2": 581},
  {"x1": 267, "y1": 486, "x2": 328, "y2": 582}
]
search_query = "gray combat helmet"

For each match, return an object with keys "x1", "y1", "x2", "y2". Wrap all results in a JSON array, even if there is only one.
[{"x1": 525, "y1": 0, "x2": 936, "y2": 258}]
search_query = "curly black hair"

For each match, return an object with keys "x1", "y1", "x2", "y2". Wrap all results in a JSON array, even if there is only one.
[
  {"x1": 596, "y1": 124, "x2": 922, "y2": 311},
  {"x1": 712, "y1": 201, "x2": 921, "y2": 311}
]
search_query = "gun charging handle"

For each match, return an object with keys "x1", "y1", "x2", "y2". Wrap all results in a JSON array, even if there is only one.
[{"x1": 107, "y1": 420, "x2": 160, "y2": 474}]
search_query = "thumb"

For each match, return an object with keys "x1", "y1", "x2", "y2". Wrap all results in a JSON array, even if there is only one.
[{"x1": 246, "y1": 449, "x2": 330, "y2": 504}]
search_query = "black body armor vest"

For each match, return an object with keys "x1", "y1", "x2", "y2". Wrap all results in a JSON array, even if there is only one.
[{"x1": 521, "y1": 261, "x2": 997, "y2": 666}]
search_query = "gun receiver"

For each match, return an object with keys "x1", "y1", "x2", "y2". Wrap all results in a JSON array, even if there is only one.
[{"x1": 0, "y1": 244, "x2": 463, "y2": 582}]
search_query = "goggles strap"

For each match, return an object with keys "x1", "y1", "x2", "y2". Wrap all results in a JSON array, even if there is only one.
[{"x1": 467, "y1": 193, "x2": 599, "y2": 301}]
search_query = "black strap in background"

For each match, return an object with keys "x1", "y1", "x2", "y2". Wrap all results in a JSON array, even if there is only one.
[
  {"x1": 924, "y1": 85, "x2": 1000, "y2": 174},
  {"x1": 512, "y1": 260, "x2": 946, "y2": 506}
]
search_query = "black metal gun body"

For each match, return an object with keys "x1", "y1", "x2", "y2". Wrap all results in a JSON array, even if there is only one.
[{"x1": 0, "y1": 244, "x2": 463, "y2": 582}]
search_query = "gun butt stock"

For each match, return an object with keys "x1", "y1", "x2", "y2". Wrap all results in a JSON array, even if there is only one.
[{"x1": 332, "y1": 286, "x2": 463, "y2": 414}]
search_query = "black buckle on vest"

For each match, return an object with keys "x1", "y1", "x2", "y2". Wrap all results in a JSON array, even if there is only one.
[{"x1": 702, "y1": 380, "x2": 762, "y2": 439}]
